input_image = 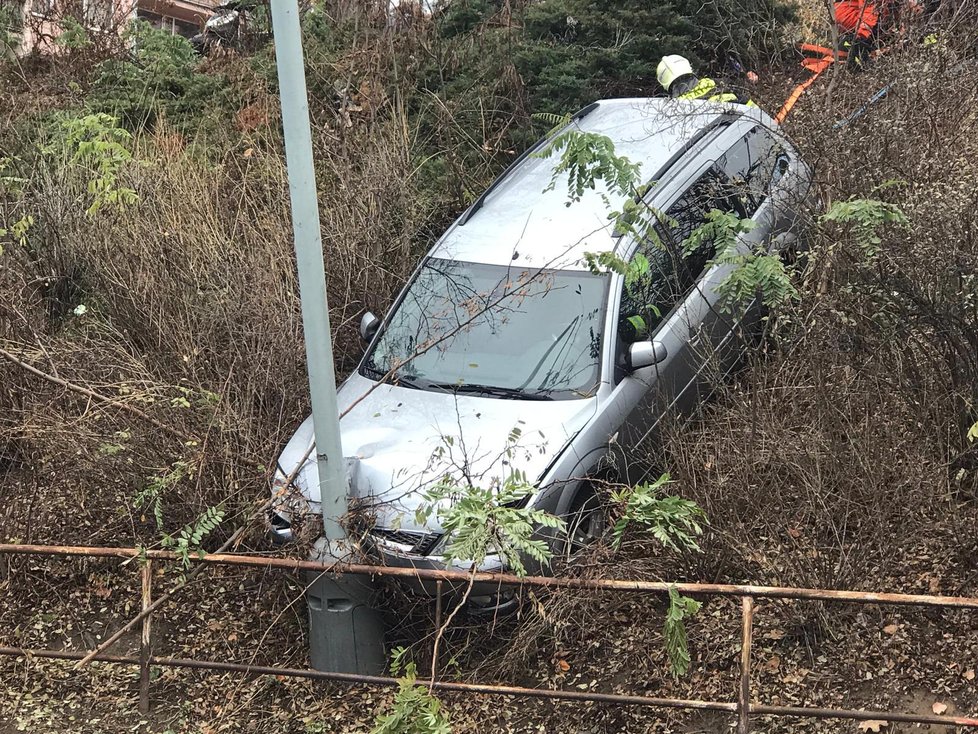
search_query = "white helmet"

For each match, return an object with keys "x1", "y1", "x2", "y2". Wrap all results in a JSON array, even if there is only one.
[{"x1": 657, "y1": 54, "x2": 694, "y2": 92}]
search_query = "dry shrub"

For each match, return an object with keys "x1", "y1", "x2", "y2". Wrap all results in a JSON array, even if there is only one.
[{"x1": 0, "y1": 82, "x2": 458, "y2": 545}]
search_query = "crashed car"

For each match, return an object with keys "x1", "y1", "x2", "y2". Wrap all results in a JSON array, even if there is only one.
[{"x1": 272, "y1": 97, "x2": 813, "y2": 612}]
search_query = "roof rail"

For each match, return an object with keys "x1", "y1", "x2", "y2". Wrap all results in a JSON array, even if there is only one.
[
  {"x1": 457, "y1": 102, "x2": 602, "y2": 226},
  {"x1": 645, "y1": 110, "x2": 741, "y2": 186}
]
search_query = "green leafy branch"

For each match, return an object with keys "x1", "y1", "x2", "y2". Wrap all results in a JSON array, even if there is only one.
[
  {"x1": 55, "y1": 113, "x2": 139, "y2": 217},
  {"x1": 135, "y1": 460, "x2": 190, "y2": 530},
  {"x1": 162, "y1": 504, "x2": 225, "y2": 569},
  {"x1": 417, "y1": 469, "x2": 565, "y2": 578},
  {"x1": 664, "y1": 587, "x2": 702, "y2": 678},
  {"x1": 532, "y1": 113, "x2": 641, "y2": 206},
  {"x1": 685, "y1": 209, "x2": 797, "y2": 310},
  {"x1": 371, "y1": 648, "x2": 451, "y2": 734},
  {"x1": 0, "y1": 214, "x2": 34, "y2": 257},
  {"x1": 584, "y1": 250, "x2": 662, "y2": 337},
  {"x1": 821, "y1": 197, "x2": 908, "y2": 259},
  {"x1": 608, "y1": 473, "x2": 706, "y2": 552}
]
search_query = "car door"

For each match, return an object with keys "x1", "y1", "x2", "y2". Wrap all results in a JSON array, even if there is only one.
[
  {"x1": 605, "y1": 168, "x2": 738, "y2": 459},
  {"x1": 715, "y1": 124, "x2": 796, "y2": 259},
  {"x1": 695, "y1": 124, "x2": 797, "y2": 377}
]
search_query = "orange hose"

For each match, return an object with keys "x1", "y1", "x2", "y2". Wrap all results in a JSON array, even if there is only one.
[
  {"x1": 779, "y1": 34, "x2": 894, "y2": 124},
  {"x1": 775, "y1": 63, "x2": 831, "y2": 124}
]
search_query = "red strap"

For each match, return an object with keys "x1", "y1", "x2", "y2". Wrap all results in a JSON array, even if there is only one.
[{"x1": 835, "y1": 0, "x2": 879, "y2": 38}]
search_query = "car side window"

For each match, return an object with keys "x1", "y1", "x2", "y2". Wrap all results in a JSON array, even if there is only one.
[
  {"x1": 616, "y1": 167, "x2": 737, "y2": 347},
  {"x1": 716, "y1": 126, "x2": 789, "y2": 217}
]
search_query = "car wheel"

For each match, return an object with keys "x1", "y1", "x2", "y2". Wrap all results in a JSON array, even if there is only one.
[{"x1": 562, "y1": 485, "x2": 607, "y2": 558}]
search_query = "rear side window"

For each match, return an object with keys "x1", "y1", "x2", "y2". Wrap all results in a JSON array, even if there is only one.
[
  {"x1": 617, "y1": 168, "x2": 738, "y2": 344},
  {"x1": 716, "y1": 127, "x2": 789, "y2": 217}
]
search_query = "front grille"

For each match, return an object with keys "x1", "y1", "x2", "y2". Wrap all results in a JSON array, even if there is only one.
[{"x1": 371, "y1": 528, "x2": 442, "y2": 556}]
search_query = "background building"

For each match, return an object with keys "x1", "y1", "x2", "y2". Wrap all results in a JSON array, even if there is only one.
[{"x1": 13, "y1": 0, "x2": 213, "y2": 54}]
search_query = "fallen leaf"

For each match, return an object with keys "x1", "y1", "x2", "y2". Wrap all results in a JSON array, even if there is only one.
[
  {"x1": 932, "y1": 702, "x2": 948, "y2": 714},
  {"x1": 882, "y1": 623, "x2": 900, "y2": 635},
  {"x1": 764, "y1": 655, "x2": 781, "y2": 671},
  {"x1": 964, "y1": 669, "x2": 975, "y2": 681},
  {"x1": 764, "y1": 629, "x2": 786, "y2": 640},
  {"x1": 787, "y1": 527, "x2": 802, "y2": 539},
  {"x1": 783, "y1": 668, "x2": 810, "y2": 684},
  {"x1": 557, "y1": 659, "x2": 570, "y2": 672},
  {"x1": 857, "y1": 721, "x2": 888, "y2": 732},
  {"x1": 243, "y1": 148, "x2": 254, "y2": 158}
]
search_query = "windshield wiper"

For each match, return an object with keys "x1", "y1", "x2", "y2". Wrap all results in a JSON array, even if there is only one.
[
  {"x1": 430, "y1": 383, "x2": 554, "y2": 401},
  {"x1": 392, "y1": 374, "x2": 429, "y2": 390}
]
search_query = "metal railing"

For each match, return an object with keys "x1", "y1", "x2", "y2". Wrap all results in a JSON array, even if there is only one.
[{"x1": 1, "y1": 543, "x2": 977, "y2": 732}]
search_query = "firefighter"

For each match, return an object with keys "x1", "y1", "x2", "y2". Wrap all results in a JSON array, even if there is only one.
[
  {"x1": 656, "y1": 55, "x2": 755, "y2": 105},
  {"x1": 834, "y1": 0, "x2": 931, "y2": 68}
]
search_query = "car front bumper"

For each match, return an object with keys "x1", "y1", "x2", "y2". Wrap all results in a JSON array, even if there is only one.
[{"x1": 269, "y1": 510, "x2": 520, "y2": 615}]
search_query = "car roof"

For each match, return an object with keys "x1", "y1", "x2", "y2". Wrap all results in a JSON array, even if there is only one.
[{"x1": 430, "y1": 97, "x2": 744, "y2": 271}]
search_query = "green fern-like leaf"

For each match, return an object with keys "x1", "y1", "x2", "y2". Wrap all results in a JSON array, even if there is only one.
[
  {"x1": 664, "y1": 587, "x2": 701, "y2": 678},
  {"x1": 534, "y1": 129, "x2": 641, "y2": 204},
  {"x1": 610, "y1": 475, "x2": 706, "y2": 551},
  {"x1": 821, "y1": 198, "x2": 908, "y2": 258},
  {"x1": 372, "y1": 650, "x2": 452, "y2": 734}
]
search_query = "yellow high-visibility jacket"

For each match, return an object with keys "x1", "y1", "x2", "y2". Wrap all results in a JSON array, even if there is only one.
[{"x1": 677, "y1": 78, "x2": 757, "y2": 107}]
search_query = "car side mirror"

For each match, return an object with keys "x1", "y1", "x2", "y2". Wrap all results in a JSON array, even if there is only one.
[
  {"x1": 626, "y1": 341, "x2": 668, "y2": 371},
  {"x1": 359, "y1": 311, "x2": 381, "y2": 344}
]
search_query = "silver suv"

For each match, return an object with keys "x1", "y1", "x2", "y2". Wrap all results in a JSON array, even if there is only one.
[{"x1": 272, "y1": 98, "x2": 813, "y2": 609}]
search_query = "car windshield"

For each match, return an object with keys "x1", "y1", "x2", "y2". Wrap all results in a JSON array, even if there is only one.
[{"x1": 363, "y1": 259, "x2": 607, "y2": 399}]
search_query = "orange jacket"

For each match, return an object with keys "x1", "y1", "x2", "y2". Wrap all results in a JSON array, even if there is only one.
[{"x1": 834, "y1": 0, "x2": 882, "y2": 39}]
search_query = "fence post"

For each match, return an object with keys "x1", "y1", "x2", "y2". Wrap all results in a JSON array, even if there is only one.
[
  {"x1": 738, "y1": 596, "x2": 754, "y2": 734},
  {"x1": 139, "y1": 559, "x2": 153, "y2": 715},
  {"x1": 432, "y1": 580, "x2": 443, "y2": 679}
]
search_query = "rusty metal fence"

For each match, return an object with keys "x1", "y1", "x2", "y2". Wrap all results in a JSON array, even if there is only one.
[{"x1": 1, "y1": 543, "x2": 977, "y2": 733}]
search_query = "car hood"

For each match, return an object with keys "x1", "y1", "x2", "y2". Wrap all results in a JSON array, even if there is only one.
[{"x1": 276, "y1": 372, "x2": 597, "y2": 531}]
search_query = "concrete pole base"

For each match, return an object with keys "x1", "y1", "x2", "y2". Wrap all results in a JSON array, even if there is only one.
[{"x1": 306, "y1": 537, "x2": 387, "y2": 675}]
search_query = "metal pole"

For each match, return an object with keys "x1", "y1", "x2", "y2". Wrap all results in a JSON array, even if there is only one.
[
  {"x1": 269, "y1": 0, "x2": 346, "y2": 541},
  {"x1": 8, "y1": 544, "x2": 978, "y2": 611},
  {"x1": 268, "y1": 0, "x2": 386, "y2": 675},
  {"x1": 138, "y1": 560, "x2": 152, "y2": 715},
  {"x1": 738, "y1": 596, "x2": 754, "y2": 734},
  {"x1": 432, "y1": 580, "x2": 443, "y2": 679}
]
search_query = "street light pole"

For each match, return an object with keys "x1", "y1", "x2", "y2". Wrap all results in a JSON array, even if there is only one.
[
  {"x1": 269, "y1": 0, "x2": 386, "y2": 674},
  {"x1": 270, "y1": 0, "x2": 345, "y2": 542}
]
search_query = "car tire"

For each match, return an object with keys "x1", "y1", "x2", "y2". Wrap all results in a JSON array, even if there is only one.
[{"x1": 560, "y1": 484, "x2": 608, "y2": 560}]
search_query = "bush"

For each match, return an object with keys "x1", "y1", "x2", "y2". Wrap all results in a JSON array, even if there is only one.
[
  {"x1": 1, "y1": 1, "x2": 21, "y2": 56},
  {"x1": 89, "y1": 21, "x2": 233, "y2": 133},
  {"x1": 436, "y1": 0, "x2": 796, "y2": 114}
]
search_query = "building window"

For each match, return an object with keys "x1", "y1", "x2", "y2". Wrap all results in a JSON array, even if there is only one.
[
  {"x1": 136, "y1": 8, "x2": 197, "y2": 38},
  {"x1": 30, "y1": 0, "x2": 56, "y2": 17},
  {"x1": 83, "y1": 0, "x2": 112, "y2": 28}
]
